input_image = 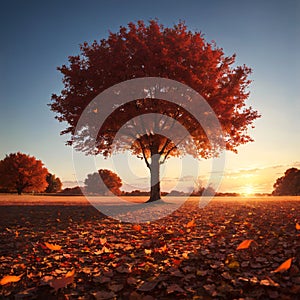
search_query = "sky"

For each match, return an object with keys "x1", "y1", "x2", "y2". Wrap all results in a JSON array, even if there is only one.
[{"x1": 0, "y1": 0, "x2": 299, "y2": 194}]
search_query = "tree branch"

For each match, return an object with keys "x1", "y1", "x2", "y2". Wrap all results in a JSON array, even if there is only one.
[
  {"x1": 138, "y1": 139, "x2": 150, "y2": 169},
  {"x1": 161, "y1": 132, "x2": 190, "y2": 164},
  {"x1": 159, "y1": 138, "x2": 171, "y2": 155}
]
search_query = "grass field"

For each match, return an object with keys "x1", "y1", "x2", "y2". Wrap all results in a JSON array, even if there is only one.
[{"x1": 0, "y1": 195, "x2": 300, "y2": 299}]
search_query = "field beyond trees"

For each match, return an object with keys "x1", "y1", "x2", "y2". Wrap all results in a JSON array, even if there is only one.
[{"x1": 0, "y1": 195, "x2": 300, "y2": 299}]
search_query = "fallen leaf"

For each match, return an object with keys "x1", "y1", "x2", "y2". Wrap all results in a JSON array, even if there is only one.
[
  {"x1": 172, "y1": 259, "x2": 181, "y2": 266},
  {"x1": 129, "y1": 291, "x2": 142, "y2": 300},
  {"x1": 100, "y1": 237, "x2": 107, "y2": 245},
  {"x1": 196, "y1": 270, "x2": 208, "y2": 276},
  {"x1": 132, "y1": 224, "x2": 141, "y2": 232},
  {"x1": 273, "y1": 258, "x2": 293, "y2": 273},
  {"x1": 221, "y1": 272, "x2": 232, "y2": 280},
  {"x1": 108, "y1": 283, "x2": 124, "y2": 292},
  {"x1": 250, "y1": 262, "x2": 262, "y2": 269},
  {"x1": 0, "y1": 274, "x2": 23, "y2": 285},
  {"x1": 166, "y1": 283, "x2": 185, "y2": 294},
  {"x1": 241, "y1": 261, "x2": 249, "y2": 267},
  {"x1": 138, "y1": 280, "x2": 159, "y2": 292},
  {"x1": 14, "y1": 287, "x2": 36, "y2": 298},
  {"x1": 225, "y1": 254, "x2": 240, "y2": 269},
  {"x1": 236, "y1": 239, "x2": 253, "y2": 250},
  {"x1": 227, "y1": 261, "x2": 240, "y2": 269},
  {"x1": 45, "y1": 242, "x2": 62, "y2": 251},
  {"x1": 101, "y1": 246, "x2": 111, "y2": 253},
  {"x1": 159, "y1": 244, "x2": 168, "y2": 253},
  {"x1": 93, "y1": 291, "x2": 116, "y2": 300},
  {"x1": 81, "y1": 267, "x2": 91, "y2": 274},
  {"x1": 260, "y1": 276, "x2": 280, "y2": 287},
  {"x1": 296, "y1": 223, "x2": 300, "y2": 230},
  {"x1": 186, "y1": 219, "x2": 196, "y2": 228},
  {"x1": 50, "y1": 269, "x2": 75, "y2": 291},
  {"x1": 40, "y1": 276, "x2": 53, "y2": 285},
  {"x1": 116, "y1": 264, "x2": 131, "y2": 273},
  {"x1": 127, "y1": 277, "x2": 138, "y2": 285},
  {"x1": 203, "y1": 284, "x2": 217, "y2": 296},
  {"x1": 93, "y1": 276, "x2": 111, "y2": 284},
  {"x1": 144, "y1": 249, "x2": 152, "y2": 255}
]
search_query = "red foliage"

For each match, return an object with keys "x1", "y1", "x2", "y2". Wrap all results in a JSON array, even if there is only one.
[
  {"x1": 0, "y1": 152, "x2": 48, "y2": 194},
  {"x1": 50, "y1": 20, "x2": 260, "y2": 201},
  {"x1": 84, "y1": 169, "x2": 122, "y2": 195}
]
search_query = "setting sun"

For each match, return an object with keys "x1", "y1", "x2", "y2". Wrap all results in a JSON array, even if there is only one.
[{"x1": 242, "y1": 185, "x2": 255, "y2": 196}]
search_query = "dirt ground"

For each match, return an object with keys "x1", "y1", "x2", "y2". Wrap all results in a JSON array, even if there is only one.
[{"x1": 0, "y1": 195, "x2": 300, "y2": 299}]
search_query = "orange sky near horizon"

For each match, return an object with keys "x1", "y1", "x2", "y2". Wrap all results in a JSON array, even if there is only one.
[{"x1": 68, "y1": 146, "x2": 300, "y2": 195}]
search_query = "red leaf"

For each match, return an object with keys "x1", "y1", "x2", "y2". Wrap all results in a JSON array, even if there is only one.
[
  {"x1": 236, "y1": 239, "x2": 253, "y2": 250},
  {"x1": 273, "y1": 258, "x2": 293, "y2": 273},
  {"x1": 50, "y1": 269, "x2": 75, "y2": 291},
  {"x1": 132, "y1": 224, "x2": 141, "y2": 232},
  {"x1": 45, "y1": 242, "x2": 62, "y2": 251},
  {"x1": 100, "y1": 237, "x2": 107, "y2": 245},
  {"x1": 0, "y1": 274, "x2": 23, "y2": 285},
  {"x1": 186, "y1": 219, "x2": 196, "y2": 228},
  {"x1": 172, "y1": 259, "x2": 181, "y2": 266}
]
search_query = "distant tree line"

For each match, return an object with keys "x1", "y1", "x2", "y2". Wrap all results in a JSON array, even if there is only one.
[{"x1": 1, "y1": 152, "x2": 299, "y2": 197}]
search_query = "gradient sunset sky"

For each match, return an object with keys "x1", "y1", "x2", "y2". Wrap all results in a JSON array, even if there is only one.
[{"x1": 0, "y1": 0, "x2": 299, "y2": 194}]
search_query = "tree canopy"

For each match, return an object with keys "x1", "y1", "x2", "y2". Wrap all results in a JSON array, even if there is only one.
[
  {"x1": 0, "y1": 152, "x2": 48, "y2": 194},
  {"x1": 272, "y1": 168, "x2": 300, "y2": 196},
  {"x1": 85, "y1": 169, "x2": 122, "y2": 195},
  {"x1": 50, "y1": 20, "x2": 260, "y2": 201},
  {"x1": 45, "y1": 173, "x2": 62, "y2": 193}
]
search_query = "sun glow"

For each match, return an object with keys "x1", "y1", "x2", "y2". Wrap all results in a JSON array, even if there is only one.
[{"x1": 242, "y1": 185, "x2": 255, "y2": 196}]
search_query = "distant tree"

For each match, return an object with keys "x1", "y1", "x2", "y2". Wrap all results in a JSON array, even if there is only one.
[
  {"x1": 168, "y1": 190, "x2": 186, "y2": 196},
  {"x1": 122, "y1": 189, "x2": 168, "y2": 196},
  {"x1": 215, "y1": 192, "x2": 240, "y2": 197},
  {"x1": 50, "y1": 20, "x2": 260, "y2": 202},
  {"x1": 272, "y1": 168, "x2": 300, "y2": 196},
  {"x1": 202, "y1": 185, "x2": 216, "y2": 196},
  {"x1": 45, "y1": 173, "x2": 62, "y2": 193},
  {"x1": 0, "y1": 152, "x2": 48, "y2": 194},
  {"x1": 60, "y1": 186, "x2": 83, "y2": 195},
  {"x1": 85, "y1": 169, "x2": 122, "y2": 195},
  {"x1": 123, "y1": 190, "x2": 149, "y2": 196},
  {"x1": 193, "y1": 178, "x2": 205, "y2": 196},
  {"x1": 192, "y1": 178, "x2": 215, "y2": 196}
]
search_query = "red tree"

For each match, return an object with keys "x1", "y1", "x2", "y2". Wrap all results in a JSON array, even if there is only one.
[
  {"x1": 85, "y1": 169, "x2": 122, "y2": 195},
  {"x1": 50, "y1": 20, "x2": 260, "y2": 202},
  {"x1": 0, "y1": 152, "x2": 48, "y2": 194}
]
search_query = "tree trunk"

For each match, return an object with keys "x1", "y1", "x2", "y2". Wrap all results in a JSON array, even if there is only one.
[
  {"x1": 17, "y1": 187, "x2": 22, "y2": 195},
  {"x1": 147, "y1": 152, "x2": 161, "y2": 202}
]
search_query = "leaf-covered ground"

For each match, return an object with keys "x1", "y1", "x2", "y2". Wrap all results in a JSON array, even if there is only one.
[{"x1": 0, "y1": 197, "x2": 300, "y2": 299}]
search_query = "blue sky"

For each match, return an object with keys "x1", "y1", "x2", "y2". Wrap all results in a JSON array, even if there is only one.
[{"x1": 0, "y1": 0, "x2": 299, "y2": 193}]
